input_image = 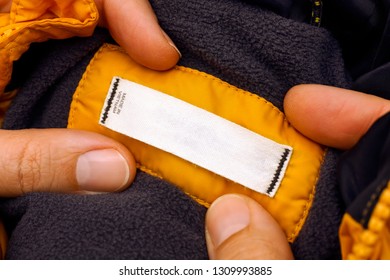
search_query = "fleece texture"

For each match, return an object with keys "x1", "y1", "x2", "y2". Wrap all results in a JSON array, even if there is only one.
[{"x1": 1, "y1": 0, "x2": 349, "y2": 259}]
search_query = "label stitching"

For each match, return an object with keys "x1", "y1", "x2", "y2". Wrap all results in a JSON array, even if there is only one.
[
  {"x1": 267, "y1": 148, "x2": 291, "y2": 195},
  {"x1": 99, "y1": 77, "x2": 293, "y2": 197},
  {"x1": 100, "y1": 77, "x2": 120, "y2": 124}
]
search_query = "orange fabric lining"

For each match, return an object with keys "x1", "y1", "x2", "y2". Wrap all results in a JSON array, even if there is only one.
[
  {"x1": 68, "y1": 44, "x2": 325, "y2": 242},
  {"x1": 0, "y1": 0, "x2": 98, "y2": 119}
]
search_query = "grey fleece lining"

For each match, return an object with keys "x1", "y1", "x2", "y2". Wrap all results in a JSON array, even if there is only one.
[{"x1": 1, "y1": 0, "x2": 349, "y2": 259}]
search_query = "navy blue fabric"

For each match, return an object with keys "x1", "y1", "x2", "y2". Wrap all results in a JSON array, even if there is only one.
[
  {"x1": 323, "y1": 0, "x2": 390, "y2": 99},
  {"x1": 1, "y1": 172, "x2": 208, "y2": 259},
  {"x1": 339, "y1": 113, "x2": 390, "y2": 228},
  {"x1": 245, "y1": 0, "x2": 390, "y2": 99}
]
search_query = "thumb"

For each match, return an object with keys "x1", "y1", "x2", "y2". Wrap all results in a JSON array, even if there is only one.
[
  {"x1": 0, "y1": 129, "x2": 136, "y2": 196},
  {"x1": 96, "y1": 0, "x2": 181, "y2": 71},
  {"x1": 205, "y1": 194, "x2": 293, "y2": 260}
]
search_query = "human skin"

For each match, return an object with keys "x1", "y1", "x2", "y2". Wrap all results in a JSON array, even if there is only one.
[
  {"x1": 1, "y1": 0, "x2": 390, "y2": 260},
  {"x1": 205, "y1": 85, "x2": 390, "y2": 260}
]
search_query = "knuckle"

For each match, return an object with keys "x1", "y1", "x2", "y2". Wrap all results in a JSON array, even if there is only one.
[
  {"x1": 216, "y1": 230, "x2": 286, "y2": 260},
  {"x1": 16, "y1": 140, "x2": 43, "y2": 194}
]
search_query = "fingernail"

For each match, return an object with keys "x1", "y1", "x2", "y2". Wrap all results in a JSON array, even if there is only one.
[
  {"x1": 161, "y1": 29, "x2": 182, "y2": 58},
  {"x1": 76, "y1": 149, "x2": 130, "y2": 192},
  {"x1": 206, "y1": 195, "x2": 251, "y2": 247}
]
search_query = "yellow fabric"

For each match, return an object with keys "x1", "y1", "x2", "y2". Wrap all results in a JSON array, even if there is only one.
[
  {"x1": 339, "y1": 182, "x2": 390, "y2": 260},
  {"x1": 0, "y1": 0, "x2": 99, "y2": 260},
  {"x1": 0, "y1": 0, "x2": 99, "y2": 115},
  {"x1": 68, "y1": 44, "x2": 326, "y2": 242}
]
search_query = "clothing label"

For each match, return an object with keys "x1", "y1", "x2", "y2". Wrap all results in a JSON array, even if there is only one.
[{"x1": 100, "y1": 77, "x2": 292, "y2": 197}]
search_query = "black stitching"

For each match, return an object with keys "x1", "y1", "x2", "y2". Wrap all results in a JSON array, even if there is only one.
[
  {"x1": 101, "y1": 77, "x2": 120, "y2": 124},
  {"x1": 267, "y1": 148, "x2": 291, "y2": 195}
]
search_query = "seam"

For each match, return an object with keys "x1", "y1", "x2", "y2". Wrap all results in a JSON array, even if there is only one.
[
  {"x1": 0, "y1": 28, "x2": 18, "y2": 38},
  {"x1": 348, "y1": 181, "x2": 390, "y2": 260},
  {"x1": 175, "y1": 66, "x2": 288, "y2": 122},
  {"x1": 1, "y1": 18, "x2": 96, "y2": 40},
  {"x1": 9, "y1": 0, "x2": 20, "y2": 24},
  {"x1": 73, "y1": 44, "x2": 319, "y2": 232},
  {"x1": 3, "y1": 18, "x2": 95, "y2": 40},
  {"x1": 137, "y1": 164, "x2": 210, "y2": 208},
  {"x1": 1, "y1": 0, "x2": 97, "y2": 93},
  {"x1": 105, "y1": 44, "x2": 288, "y2": 123},
  {"x1": 1, "y1": 25, "x2": 90, "y2": 84},
  {"x1": 102, "y1": 45, "x2": 297, "y2": 211},
  {"x1": 68, "y1": 43, "x2": 106, "y2": 128},
  {"x1": 8, "y1": 0, "x2": 96, "y2": 25},
  {"x1": 2, "y1": 0, "x2": 97, "y2": 40},
  {"x1": 310, "y1": 0, "x2": 323, "y2": 27},
  {"x1": 70, "y1": 44, "x2": 213, "y2": 207},
  {"x1": 287, "y1": 147, "x2": 326, "y2": 242},
  {"x1": 360, "y1": 184, "x2": 384, "y2": 225}
]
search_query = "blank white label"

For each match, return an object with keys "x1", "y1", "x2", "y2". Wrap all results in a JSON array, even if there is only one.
[{"x1": 100, "y1": 77, "x2": 292, "y2": 197}]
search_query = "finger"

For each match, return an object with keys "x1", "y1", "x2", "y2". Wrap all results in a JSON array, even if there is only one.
[
  {"x1": 205, "y1": 194, "x2": 293, "y2": 260},
  {"x1": 0, "y1": 0, "x2": 11, "y2": 13},
  {"x1": 0, "y1": 129, "x2": 136, "y2": 196},
  {"x1": 284, "y1": 85, "x2": 390, "y2": 150},
  {"x1": 96, "y1": 0, "x2": 181, "y2": 70}
]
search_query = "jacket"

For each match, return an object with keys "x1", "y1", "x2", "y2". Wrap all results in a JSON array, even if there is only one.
[{"x1": 0, "y1": 0, "x2": 389, "y2": 259}]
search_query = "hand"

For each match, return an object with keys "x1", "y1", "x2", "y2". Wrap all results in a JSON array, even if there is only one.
[
  {"x1": 0, "y1": 129, "x2": 136, "y2": 196},
  {"x1": 206, "y1": 85, "x2": 390, "y2": 259},
  {"x1": 1, "y1": 0, "x2": 181, "y2": 70},
  {"x1": 0, "y1": 0, "x2": 180, "y2": 196}
]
